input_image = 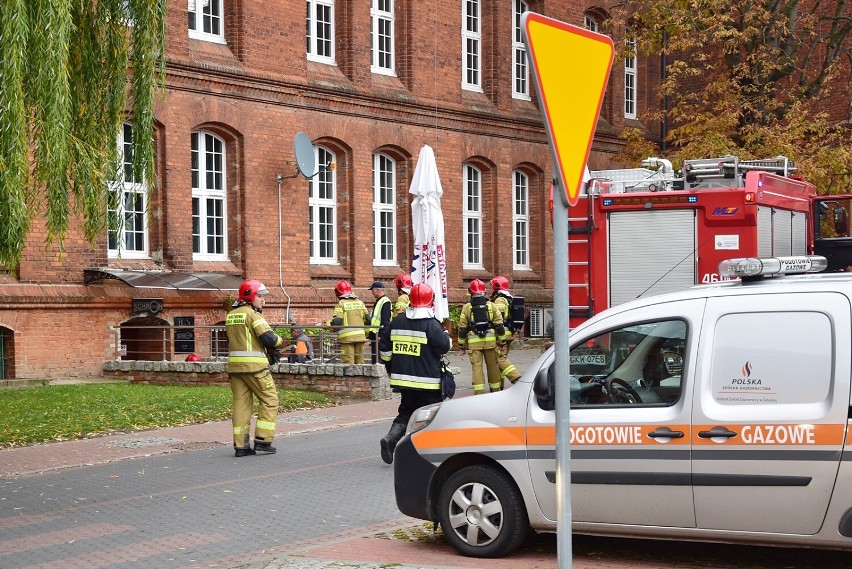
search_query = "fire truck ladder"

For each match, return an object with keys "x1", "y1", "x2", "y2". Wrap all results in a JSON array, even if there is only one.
[
  {"x1": 683, "y1": 156, "x2": 796, "y2": 187},
  {"x1": 568, "y1": 192, "x2": 595, "y2": 319}
]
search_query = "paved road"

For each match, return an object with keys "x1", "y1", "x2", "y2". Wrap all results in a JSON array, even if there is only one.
[{"x1": 2, "y1": 346, "x2": 851, "y2": 568}]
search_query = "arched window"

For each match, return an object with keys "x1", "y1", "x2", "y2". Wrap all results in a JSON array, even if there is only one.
[
  {"x1": 373, "y1": 152, "x2": 397, "y2": 265},
  {"x1": 192, "y1": 130, "x2": 228, "y2": 260},
  {"x1": 512, "y1": 0, "x2": 530, "y2": 99},
  {"x1": 309, "y1": 146, "x2": 337, "y2": 263},
  {"x1": 463, "y1": 164, "x2": 483, "y2": 268},
  {"x1": 108, "y1": 123, "x2": 148, "y2": 258},
  {"x1": 513, "y1": 170, "x2": 530, "y2": 269}
]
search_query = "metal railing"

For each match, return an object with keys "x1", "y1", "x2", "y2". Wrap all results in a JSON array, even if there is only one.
[{"x1": 109, "y1": 324, "x2": 382, "y2": 363}]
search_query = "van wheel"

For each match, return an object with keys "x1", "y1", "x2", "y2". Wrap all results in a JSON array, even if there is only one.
[{"x1": 437, "y1": 465, "x2": 529, "y2": 558}]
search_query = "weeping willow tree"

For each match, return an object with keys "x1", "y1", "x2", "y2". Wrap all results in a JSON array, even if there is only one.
[
  {"x1": 607, "y1": 0, "x2": 852, "y2": 193},
  {"x1": 0, "y1": 0, "x2": 166, "y2": 268}
]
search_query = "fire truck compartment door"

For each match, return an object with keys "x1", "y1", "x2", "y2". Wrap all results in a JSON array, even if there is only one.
[
  {"x1": 608, "y1": 210, "x2": 697, "y2": 307},
  {"x1": 757, "y1": 207, "x2": 808, "y2": 256},
  {"x1": 691, "y1": 292, "x2": 849, "y2": 534}
]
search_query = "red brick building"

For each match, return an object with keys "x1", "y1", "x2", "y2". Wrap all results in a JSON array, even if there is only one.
[{"x1": 0, "y1": 0, "x2": 673, "y2": 380}]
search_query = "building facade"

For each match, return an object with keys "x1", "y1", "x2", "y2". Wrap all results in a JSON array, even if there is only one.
[{"x1": 0, "y1": 0, "x2": 662, "y2": 380}]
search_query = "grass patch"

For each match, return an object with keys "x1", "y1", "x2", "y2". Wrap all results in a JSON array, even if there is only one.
[{"x1": 0, "y1": 384, "x2": 334, "y2": 448}]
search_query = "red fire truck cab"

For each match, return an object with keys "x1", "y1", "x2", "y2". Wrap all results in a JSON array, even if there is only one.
[{"x1": 566, "y1": 156, "x2": 815, "y2": 328}]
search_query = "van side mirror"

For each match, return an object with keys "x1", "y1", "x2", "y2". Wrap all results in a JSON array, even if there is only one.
[{"x1": 534, "y1": 365, "x2": 555, "y2": 411}]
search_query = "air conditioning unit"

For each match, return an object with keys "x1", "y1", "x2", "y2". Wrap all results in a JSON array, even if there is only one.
[{"x1": 529, "y1": 308, "x2": 554, "y2": 338}]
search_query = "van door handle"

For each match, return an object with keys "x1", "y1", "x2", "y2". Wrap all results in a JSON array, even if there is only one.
[
  {"x1": 647, "y1": 427, "x2": 684, "y2": 439},
  {"x1": 698, "y1": 426, "x2": 737, "y2": 439}
]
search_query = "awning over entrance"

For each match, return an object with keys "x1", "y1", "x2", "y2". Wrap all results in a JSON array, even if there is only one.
[{"x1": 84, "y1": 269, "x2": 243, "y2": 291}]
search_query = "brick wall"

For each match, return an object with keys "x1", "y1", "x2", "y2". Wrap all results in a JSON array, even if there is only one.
[{"x1": 0, "y1": 0, "x2": 679, "y2": 381}]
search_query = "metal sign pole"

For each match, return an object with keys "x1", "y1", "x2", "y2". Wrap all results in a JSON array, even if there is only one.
[{"x1": 552, "y1": 178, "x2": 573, "y2": 568}]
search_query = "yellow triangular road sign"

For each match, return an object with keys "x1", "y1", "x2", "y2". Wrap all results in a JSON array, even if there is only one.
[{"x1": 523, "y1": 13, "x2": 614, "y2": 206}]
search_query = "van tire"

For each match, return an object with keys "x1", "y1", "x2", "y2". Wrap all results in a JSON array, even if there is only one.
[{"x1": 437, "y1": 465, "x2": 529, "y2": 558}]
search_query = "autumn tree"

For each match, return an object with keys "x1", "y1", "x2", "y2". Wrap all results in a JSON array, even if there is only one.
[
  {"x1": 608, "y1": 0, "x2": 852, "y2": 193},
  {"x1": 0, "y1": 0, "x2": 166, "y2": 268}
]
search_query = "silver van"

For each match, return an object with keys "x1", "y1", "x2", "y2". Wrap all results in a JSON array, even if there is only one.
[{"x1": 393, "y1": 256, "x2": 852, "y2": 557}]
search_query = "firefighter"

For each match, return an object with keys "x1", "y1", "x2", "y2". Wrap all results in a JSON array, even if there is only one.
[
  {"x1": 391, "y1": 273, "x2": 412, "y2": 318},
  {"x1": 367, "y1": 281, "x2": 392, "y2": 363},
  {"x1": 225, "y1": 279, "x2": 283, "y2": 457},
  {"x1": 328, "y1": 279, "x2": 368, "y2": 364},
  {"x1": 490, "y1": 276, "x2": 521, "y2": 387},
  {"x1": 379, "y1": 282, "x2": 451, "y2": 463},
  {"x1": 457, "y1": 279, "x2": 505, "y2": 394}
]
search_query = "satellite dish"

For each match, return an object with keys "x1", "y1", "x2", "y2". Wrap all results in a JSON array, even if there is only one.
[{"x1": 294, "y1": 132, "x2": 316, "y2": 178}]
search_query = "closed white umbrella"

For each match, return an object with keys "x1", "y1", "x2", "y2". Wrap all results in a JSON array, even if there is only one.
[{"x1": 409, "y1": 145, "x2": 449, "y2": 321}]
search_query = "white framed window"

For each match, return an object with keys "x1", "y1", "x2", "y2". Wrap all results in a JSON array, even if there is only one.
[
  {"x1": 309, "y1": 146, "x2": 337, "y2": 263},
  {"x1": 306, "y1": 0, "x2": 335, "y2": 64},
  {"x1": 373, "y1": 153, "x2": 396, "y2": 265},
  {"x1": 584, "y1": 14, "x2": 598, "y2": 33},
  {"x1": 463, "y1": 164, "x2": 483, "y2": 268},
  {"x1": 371, "y1": 0, "x2": 395, "y2": 74},
  {"x1": 191, "y1": 131, "x2": 228, "y2": 260},
  {"x1": 512, "y1": 0, "x2": 529, "y2": 99},
  {"x1": 461, "y1": 0, "x2": 481, "y2": 91},
  {"x1": 188, "y1": 0, "x2": 225, "y2": 44},
  {"x1": 108, "y1": 123, "x2": 148, "y2": 259},
  {"x1": 624, "y1": 34, "x2": 637, "y2": 119},
  {"x1": 513, "y1": 170, "x2": 529, "y2": 269}
]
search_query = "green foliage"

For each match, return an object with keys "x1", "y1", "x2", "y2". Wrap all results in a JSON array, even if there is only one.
[
  {"x1": 0, "y1": 0, "x2": 166, "y2": 267},
  {"x1": 608, "y1": 0, "x2": 852, "y2": 191},
  {"x1": 0, "y1": 384, "x2": 333, "y2": 448},
  {"x1": 447, "y1": 303, "x2": 463, "y2": 328}
]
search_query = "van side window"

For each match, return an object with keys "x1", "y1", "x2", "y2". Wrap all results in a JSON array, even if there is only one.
[
  {"x1": 710, "y1": 311, "x2": 831, "y2": 406},
  {"x1": 568, "y1": 319, "x2": 687, "y2": 407}
]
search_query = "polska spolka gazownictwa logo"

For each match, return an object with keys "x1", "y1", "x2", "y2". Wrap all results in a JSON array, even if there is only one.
[{"x1": 724, "y1": 361, "x2": 769, "y2": 391}]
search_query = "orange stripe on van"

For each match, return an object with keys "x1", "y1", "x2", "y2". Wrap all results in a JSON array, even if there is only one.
[{"x1": 412, "y1": 427, "x2": 527, "y2": 450}]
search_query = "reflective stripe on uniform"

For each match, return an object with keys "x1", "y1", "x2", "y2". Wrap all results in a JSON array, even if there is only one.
[
  {"x1": 390, "y1": 378, "x2": 441, "y2": 390},
  {"x1": 230, "y1": 351, "x2": 267, "y2": 358},
  {"x1": 256, "y1": 420, "x2": 276, "y2": 431},
  {"x1": 234, "y1": 425, "x2": 250, "y2": 435},
  {"x1": 229, "y1": 356, "x2": 268, "y2": 364}
]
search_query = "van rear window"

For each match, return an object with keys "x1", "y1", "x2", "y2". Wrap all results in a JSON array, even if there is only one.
[{"x1": 710, "y1": 311, "x2": 831, "y2": 406}]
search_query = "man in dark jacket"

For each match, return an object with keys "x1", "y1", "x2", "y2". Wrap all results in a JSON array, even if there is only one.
[
  {"x1": 367, "y1": 281, "x2": 391, "y2": 363},
  {"x1": 378, "y1": 282, "x2": 451, "y2": 464}
]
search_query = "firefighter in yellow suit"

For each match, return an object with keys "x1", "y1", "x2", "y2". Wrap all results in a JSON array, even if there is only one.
[
  {"x1": 226, "y1": 279, "x2": 283, "y2": 457},
  {"x1": 329, "y1": 280, "x2": 368, "y2": 364},
  {"x1": 391, "y1": 273, "x2": 412, "y2": 318},
  {"x1": 490, "y1": 276, "x2": 521, "y2": 387},
  {"x1": 457, "y1": 279, "x2": 506, "y2": 394}
]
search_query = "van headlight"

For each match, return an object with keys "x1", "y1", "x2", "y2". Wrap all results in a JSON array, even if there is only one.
[{"x1": 407, "y1": 403, "x2": 441, "y2": 434}]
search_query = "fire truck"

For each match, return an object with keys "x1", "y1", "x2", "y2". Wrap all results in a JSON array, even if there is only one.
[{"x1": 564, "y1": 155, "x2": 817, "y2": 328}]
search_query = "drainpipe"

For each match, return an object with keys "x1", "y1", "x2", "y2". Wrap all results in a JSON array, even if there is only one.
[{"x1": 277, "y1": 175, "x2": 292, "y2": 323}]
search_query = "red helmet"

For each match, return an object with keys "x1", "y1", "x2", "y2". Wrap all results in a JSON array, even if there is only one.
[
  {"x1": 334, "y1": 279, "x2": 352, "y2": 297},
  {"x1": 394, "y1": 273, "x2": 413, "y2": 291},
  {"x1": 468, "y1": 279, "x2": 486, "y2": 296},
  {"x1": 238, "y1": 279, "x2": 269, "y2": 304},
  {"x1": 490, "y1": 276, "x2": 510, "y2": 292},
  {"x1": 185, "y1": 353, "x2": 201, "y2": 362},
  {"x1": 409, "y1": 283, "x2": 435, "y2": 308}
]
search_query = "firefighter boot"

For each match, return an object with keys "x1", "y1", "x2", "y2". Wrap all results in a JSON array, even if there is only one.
[
  {"x1": 380, "y1": 423, "x2": 407, "y2": 464},
  {"x1": 254, "y1": 439, "x2": 277, "y2": 454},
  {"x1": 235, "y1": 447, "x2": 256, "y2": 457}
]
